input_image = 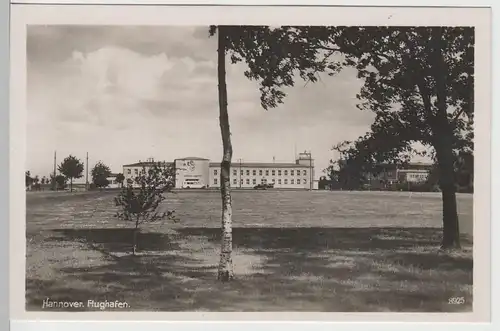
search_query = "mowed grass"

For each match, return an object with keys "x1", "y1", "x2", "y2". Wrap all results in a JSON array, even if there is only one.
[{"x1": 26, "y1": 190, "x2": 473, "y2": 312}]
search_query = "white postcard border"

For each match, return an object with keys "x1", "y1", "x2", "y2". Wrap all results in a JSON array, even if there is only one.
[{"x1": 8, "y1": 2, "x2": 494, "y2": 325}]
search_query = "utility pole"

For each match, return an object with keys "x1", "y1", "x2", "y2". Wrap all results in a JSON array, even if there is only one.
[{"x1": 85, "y1": 152, "x2": 89, "y2": 191}]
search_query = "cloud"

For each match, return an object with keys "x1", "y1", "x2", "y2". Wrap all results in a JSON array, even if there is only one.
[{"x1": 27, "y1": 25, "x2": 376, "y2": 180}]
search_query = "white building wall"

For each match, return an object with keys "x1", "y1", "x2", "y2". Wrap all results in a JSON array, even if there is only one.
[
  {"x1": 106, "y1": 176, "x2": 120, "y2": 189},
  {"x1": 208, "y1": 165, "x2": 313, "y2": 189},
  {"x1": 123, "y1": 162, "x2": 174, "y2": 188},
  {"x1": 399, "y1": 170, "x2": 429, "y2": 183},
  {"x1": 174, "y1": 159, "x2": 210, "y2": 188},
  {"x1": 123, "y1": 166, "x2": 145, "y2": 186}
]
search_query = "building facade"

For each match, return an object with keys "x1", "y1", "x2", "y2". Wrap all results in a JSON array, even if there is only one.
[
  {"x1": 122, "y1": 152, "x2": 316, "y2": 190},
  {"x1": 174, "y1": 157, "x2": 210, "y2": 188},
  {"x1": 123, "y1": 159, "x2": 174, "y2": 187},
  {"x1": 361, "y1": 162, "x2": 432, "y2": 190},
  {"x1": 106, "y1": 173, "x2": 121, "y2": 189}
]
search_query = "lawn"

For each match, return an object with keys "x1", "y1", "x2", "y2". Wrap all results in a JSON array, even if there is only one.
[{"x1": 25, "y1": 189, "x2": 473, "y2": 312}]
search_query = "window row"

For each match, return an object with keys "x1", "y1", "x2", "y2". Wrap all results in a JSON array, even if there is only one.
[
  {"x1": 213, "y1": 169, "x2": 309, "y2": 176},
  {"x1": 213, "y1": 178, "x2": 308, "y2": 185}
]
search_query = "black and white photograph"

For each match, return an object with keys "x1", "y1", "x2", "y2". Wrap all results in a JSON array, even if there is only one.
[{"x1": 11, "y1": 5, "x2": 491, "y2": 319}]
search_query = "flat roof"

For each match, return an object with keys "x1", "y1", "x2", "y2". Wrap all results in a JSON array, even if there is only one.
[
  {"x1": 175, "y1": 157, "x2": 210, "y2": 161},
  {"x1": 123, "y1": 161, "x2": 173, "y2": 167},
  {"x1": 209, "y1": 162, "x2": 311, "y2": 168}
]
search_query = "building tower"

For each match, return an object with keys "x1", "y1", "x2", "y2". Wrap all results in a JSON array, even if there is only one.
[{"x1": 296, "y1": 151, "x2": 315, "y2": 190}]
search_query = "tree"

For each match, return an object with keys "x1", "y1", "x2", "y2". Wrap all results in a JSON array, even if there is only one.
[
  {"x1": 455, "y1": 151, "x2": 473, "y2": 193},
  {"x1": 54, "y1": 174, "x2": 67, "y2": 190},
  {"x1": 91, "y1": 161, "x2": 112, "y2": 189},
  {"x1": 58, "y1": 155, "x2": 84, "y2": 192},
  {"x1": 32, "y1": 175, "x2": 41, "y2": 191},
  {"x1": 25, "y1": 171, "x2": 33, "y2": 189},
  {"x1": 295, "y1": 26, "x2": 473, "y2": 248},
  {"x1": 115, "y1": 173, "x2": 125, "y2": 188},
  {"x1": 41, "y1": 176, "x2": 47, "y2": 185},
  {"x1": 327, "y1": 151, "x2": 369, "y2": 191},
  {"x1": 208, "y1": 25, "x2": 331, "y2": 281},
  {"x1": 114, "y1": 162, "x2": 177, "y2": 255},
  {"x1": 221, "y1": 26, "x2": 472, "y2": 248}
]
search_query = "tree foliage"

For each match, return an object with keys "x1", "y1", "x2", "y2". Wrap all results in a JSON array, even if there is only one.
[
  {"x1": 208, "y1": 25, "x2": 345, "y2": 280},
  {"x1": 25, "y1": 171, "x2": 33, "y2": 188},
  {"x1": 114, "y1": 161, "x2": 177, "y2": 255},
  {"x1": 216, "y1": 26, "x2": 473, "y2": 249},
  {"x1": 51, "y1": 174, "x2": 67, "y2": 190},
  {"x1": 115, "y1": 173, "x2": 125, "y2": 188},
  {"x1": 209, "y1": 25, "x2": 343, "y2": 110},
  {"x1": 302, "y1": 26, "x2": 473, "y2": 248},
  {"x1": 91, "y1": 161, "x2": 112, "y2": 189},
  {"x1": 58, "y1": 155, "x2": 84, "y2": 192}
]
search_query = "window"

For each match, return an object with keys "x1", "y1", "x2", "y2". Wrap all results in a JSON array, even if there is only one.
[
  {"x1": 241, "y1": 170, "x2": 244, "y2": 176},
  {"x1": 296, "y1": 170, "x2": 300, "y2": 176},
  {"x1": 246, "y1": 179, "x2": 250, "y2": 184},
  {"x1": 272, "y1": 170, "x2": 276, "y2": 176},
  {"x1": 265, "y1": 170, "x2": 269, "y2": 176},
  {"x1": 233, "y1": 179, "x2": 237, "y2": 185},
  {"x1": 278, "y1": 179, "x2": 282, "y2": 184},
  {"x1": 259, "y1": 170, "x2": 263, "y2": 176},
  {"x1": 214, "y1": 169, "x2": 218, "y2": 176},
  {"x1": 246, "y1": 170, "x2": 250, "y2": 176},
  {"x1": 253, "y1": 179, "x2": 257, "y2": 185},
  {"x1": 134, "y1": 169, "x2": 138, "y2": 175},
  {"x1": 297, "y1": 179, "x2": 301, "y2": 184},
  {"x1": 127, "y1": 169, "x2": 131, "y2": 175},
  {"x1": 284, "y1": 170, "x2": 288, "y2": 176},
  {"x1": 253, "y1": 170, "x2": 256, "y2": 176},
  {"x1": 233, "y1": 169, "x2": 237, "y2": 176},
  {"x1": 240, "y1": 179, "x2": 243, "y2": 184},
  {"x1": 272, "y1": 179, "x2": 276, "y2": 183},
  {"x1": 291, "y1": 179, "x2": 294, "y2": 184},
  {"x1": 291, "y1": 170, "x2": 294, "y2": 176},
  {"x1": 214, "y1": 178, "x2": 218, "y2": 185},
  {"x1": 303, "y1": 170, "x2": 307, "y2": 176},
  {"x1": 284, "y1": 179, "x2": 288, "y2": 184},
  {"x1": 303, "y1": 179, "x2": 307, "y2": 184},
  {"x1": 278, "y1": 170, "x2": 282, "y2": 176},
  {"x1": 261, "y1": 178, "x2": 267, "y2": 184}
]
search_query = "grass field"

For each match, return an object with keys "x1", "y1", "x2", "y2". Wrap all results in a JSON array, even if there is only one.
[{"x1": 26, "y1": 190, "x2": 473, "y2": 312}]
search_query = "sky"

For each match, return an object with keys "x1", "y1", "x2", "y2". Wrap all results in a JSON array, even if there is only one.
[{"x1": 27, "y1": 25, "x2": 378, "y2": 181}]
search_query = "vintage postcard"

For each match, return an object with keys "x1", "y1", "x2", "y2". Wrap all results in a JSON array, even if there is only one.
[{"x1": 9, "y1": 4, "x2": 491, "y2": 322}]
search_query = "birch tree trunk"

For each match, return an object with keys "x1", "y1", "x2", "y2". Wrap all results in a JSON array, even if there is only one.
[{"x1": 217, "y1": 26, "x2": 234, "y2": 281}]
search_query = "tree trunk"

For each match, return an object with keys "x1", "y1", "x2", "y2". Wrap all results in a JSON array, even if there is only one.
[
  {"x1": 216, "y1": 26, "x2": 234, "y2": 281},
  {"x1": 70, "y1": 178, "x2": 73, "y2": 192},
  {"x1": 435, "y1": 134, "x2": 461, "y2": 248},
  {"x1": 133, "y1": 220, "x2": 139, "y2": 256},
  {"x1": 431, "y1": 27, "x2": 461, "y2": 249}
]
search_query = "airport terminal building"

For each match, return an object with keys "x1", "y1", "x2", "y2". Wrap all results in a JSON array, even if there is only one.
[{"x1": 123, "y1": 152, "x2": 316, "y2": 190}]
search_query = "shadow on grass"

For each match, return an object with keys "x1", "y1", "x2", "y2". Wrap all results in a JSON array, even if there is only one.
[
  {"x1": 48, "y1": 228, "x2": 181, "y2": 255},
  {"x1": 27, "y1": 226, "x2": 473, "y2": 312}
]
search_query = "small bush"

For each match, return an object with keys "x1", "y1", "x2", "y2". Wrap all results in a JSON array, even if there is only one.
[{"x1": 114, "y1": 161, "x2": 177, "y2": 255}]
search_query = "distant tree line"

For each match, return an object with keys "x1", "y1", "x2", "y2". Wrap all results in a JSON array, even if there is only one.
[
  {"x1": 26, "y1": 155, "x2": 126, "y2": 192},
  {"x1": 320, "y1": 150, "x2": 473, "y2": 193}
]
